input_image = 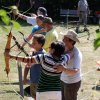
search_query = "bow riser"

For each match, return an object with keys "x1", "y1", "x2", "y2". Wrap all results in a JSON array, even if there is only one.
[
  {"x1": 4, "y1": 31, "x2": 29, "y2": 77},
  {"x1": 4, "y1": 32, "x2": 12, "y2": 76}
]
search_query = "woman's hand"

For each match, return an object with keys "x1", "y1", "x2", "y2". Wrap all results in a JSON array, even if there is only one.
[{"x1": 54, "y1": 64, "x2": 65, "y2": 72}]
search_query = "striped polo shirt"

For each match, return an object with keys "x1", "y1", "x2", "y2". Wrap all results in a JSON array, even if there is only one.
[{"x1": 33, "y1": 53, "x2": 69, "y2": 92}]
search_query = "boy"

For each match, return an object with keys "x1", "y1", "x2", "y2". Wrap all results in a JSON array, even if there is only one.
[
  {"x1": 12, "y1": 7, "x2": 47, "y2": 26},
  {"x1": 5, "y1": 41, "x2": 70, "y2": 100},
  {"x1": 43, "y1": 17, "x2": 58, "y2": 51},
  {"x1": 21, "y1": 15, "x2": 46, "y2": 47},
  {"x1": 23, "y1": 34, "x2": 46, "y2": 99}
]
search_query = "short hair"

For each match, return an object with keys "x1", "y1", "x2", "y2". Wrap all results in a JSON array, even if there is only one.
[
  {"x1": 33, "y1": 34, "x2": 45, "y2": 46},
  {"x1": 36, "y1": 15, "x2": 44, "y2": 21},
  {"x1": 50, "y1": 41, "x2": 65, "y2": 58},
  {"x1": 43, "y1": 17, "x2": 53, "y2": 24}
]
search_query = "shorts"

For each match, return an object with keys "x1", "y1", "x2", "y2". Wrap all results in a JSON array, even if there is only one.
[
  {"x1": 30, "y1": 83, "x2": 38, "y2": 98},
  {"x1": 36, "y1": 91, "x2": 61, "y2": 100}
]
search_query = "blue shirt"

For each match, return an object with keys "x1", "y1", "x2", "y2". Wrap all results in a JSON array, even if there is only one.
[
  {"x1": 30, "y1": 48, "x2": 45, "y2": 83},
  {"x1": 31, "y1": 25, "x2": 46, "y2": 36}
]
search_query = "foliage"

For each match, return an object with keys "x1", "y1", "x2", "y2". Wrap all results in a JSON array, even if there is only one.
[
  {"x1": 0, "y1": 9, "x2": 7, "y2": 16},
  {"x1": 94, "y1": 31, "x2": 100, "y2": 50},
  {"x1": 10, "y1": 20, "x2": 21, "y2": 29},
  {"x1": 1, "y1": 26, "x2": 9, "y2": 33},
  {"x1": 0, "y1": 8, "x2": 20, "y2": 32},
  {"x1": 0, "y1": 9, "x2": 10, "y2": 25}
]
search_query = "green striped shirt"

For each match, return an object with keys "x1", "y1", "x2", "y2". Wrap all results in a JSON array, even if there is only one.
[{"x1": 33, "y1": 54, "x2": 69, "y2": 92}]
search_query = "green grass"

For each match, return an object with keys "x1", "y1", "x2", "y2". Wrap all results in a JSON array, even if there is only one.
[{"x1": 0, "y1": 24, "x2": 100, "y2": 100}]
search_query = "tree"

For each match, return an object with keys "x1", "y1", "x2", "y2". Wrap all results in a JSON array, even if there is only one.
[{"x1": 0, "y1": 8, "x2": 20, "y2": 32}]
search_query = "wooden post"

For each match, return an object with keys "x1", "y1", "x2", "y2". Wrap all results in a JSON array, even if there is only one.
[{"x1": 17, "y1": 61, "x2": 24, "y2": 98}]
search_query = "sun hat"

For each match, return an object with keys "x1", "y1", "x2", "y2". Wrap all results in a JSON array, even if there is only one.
[
  {"x1": 63, "y1": 30, "x2": 80, "y2": 42},
  {"x1": 43, "y1": 17, "x2": 53, "y2": 24},
  {"x1": 38, "y1": 7, "x2": 47, "y2": 16}
]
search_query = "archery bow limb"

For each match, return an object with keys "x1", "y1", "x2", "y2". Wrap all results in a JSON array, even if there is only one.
[
  {"x1": 18, "y1": 31, "x2": 31, "y2": 46},
  {"x1": 4, "y1": 31, "x2": 12, "y2": 77},
  {"x1": 12, "y1": 35, "x2": 29, "y2": 56},
  {"x1": 3, "y1": 3, "x2": 32, "y2": 77}
]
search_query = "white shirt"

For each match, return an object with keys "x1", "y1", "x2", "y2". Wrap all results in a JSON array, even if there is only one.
[
  {"x1": 61, "y1": 47, "x2": 82, "y2": 83},
  {"x1": 26, "y1": 17, "x2": 37, "y2": 26},
  {"x1": 78, "y1": 0, "x2": 89, "y2": 12}
]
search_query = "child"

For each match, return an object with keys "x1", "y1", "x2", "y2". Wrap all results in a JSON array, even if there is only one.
[
  {"x1": 5, "y1": 41, "x2": 70, "y2": 100},
  {"x1": 12, "y1": 7, "x2": 47, "y2": 26},
  {"x1": 21, "y1": 15, "x2": 46, "y2": 47},
  {"x1": 23, "y1": 34, "x2": 46, "y2": 99}
]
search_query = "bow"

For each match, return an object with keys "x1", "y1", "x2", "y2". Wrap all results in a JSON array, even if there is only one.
[
  {"x1": 4, "y1": 31, "x2": 12, "y2": 77},
  {"x1": 4, "y1": 3, "x2": 34, "y2": 77},
  {"x1": 18, "y1": 31, "x2": 31, "y2": 46},
  {"x1": 12, "y1": 35, "x2": 29, "y2": 56},
  {"x1": 4, "y1": 31, "x2": 29, "y2": 77}
]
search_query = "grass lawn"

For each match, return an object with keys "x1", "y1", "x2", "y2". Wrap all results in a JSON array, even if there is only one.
[{"x1": 0, "y1": 23, "x2": 100, "y2": 100}]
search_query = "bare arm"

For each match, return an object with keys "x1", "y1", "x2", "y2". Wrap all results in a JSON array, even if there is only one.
[
  {"x1": 9, "y1": 55, "x2": 36, "y2": 65},
  {"x1": 12, "y1": 9, "x2": 30, "y2": 20},
  {"x1": 23, "y1": 65, "x2": 30, "y2": 84},
  {"x1": 54, "y1": 64, "x2": 79, "y2": 76},
  {"x1": 33, "y1": 28, "x2": 47, "y2": 34},
  {"x1": 21, "y1": 34, "x2": 33, "y2": 47},
  {"x1": 4, "y1": 51, "x2": 37, "y2": 65},
  {"x1": 22, "y1": 27, "x2": 46, "y2": 47},
  {"x1": 54, "y1": 50, "x2": 82, "y2": 76},
  {"x1": 17, "y1": 13, "x2": 28, "y2": 20}
]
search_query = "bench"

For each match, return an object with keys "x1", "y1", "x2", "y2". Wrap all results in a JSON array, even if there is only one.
[
  {"x1": 60, "y1": 9, "x2": 77, "y2": 17},
  {"x1": 60, "y1": 9, "x2": 95, "y2": 24},
  {"x1": 60, "y1": 9, "x2": 78, "y2": 23}
]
